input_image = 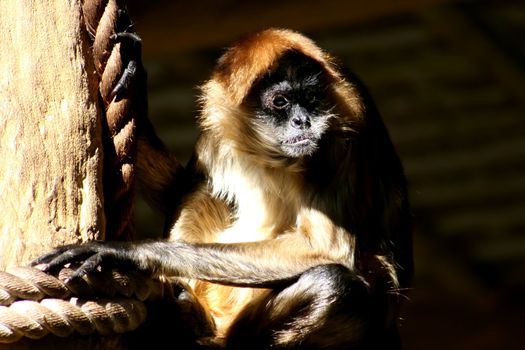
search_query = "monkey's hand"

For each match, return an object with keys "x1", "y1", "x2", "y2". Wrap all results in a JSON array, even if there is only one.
[
  {"x1": 109, "y1": 30, "x2": 143, "y2": 101},
  {"x1": 32, "y1": 241, "x2": 141, "y2": 283}
]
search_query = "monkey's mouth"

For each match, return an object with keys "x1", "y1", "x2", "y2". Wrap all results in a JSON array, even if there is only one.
[
  {"x1": 281, "y1": 134, "x2": 318, "y2": 157},
  {"x1": 284, "y1": 134, "x2": 314, "y2": 146}
]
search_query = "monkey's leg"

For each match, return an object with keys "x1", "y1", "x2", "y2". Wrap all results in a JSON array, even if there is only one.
[{"x1": 226, "y1": 264, "x2": 400, "y2": 350}]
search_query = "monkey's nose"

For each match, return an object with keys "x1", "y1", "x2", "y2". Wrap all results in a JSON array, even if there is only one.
[{"x1": 290, "y1": 116, "x2": 310, "y2": 129}]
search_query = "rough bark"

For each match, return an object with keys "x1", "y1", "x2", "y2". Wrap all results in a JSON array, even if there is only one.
[{"x1": 0, "y1": 0, "x2": 105, "y2": 270}]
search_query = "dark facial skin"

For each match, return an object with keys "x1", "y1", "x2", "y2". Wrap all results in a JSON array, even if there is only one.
[{"x1": 249, "y1": 51, "x2": 333, "y2": 158}]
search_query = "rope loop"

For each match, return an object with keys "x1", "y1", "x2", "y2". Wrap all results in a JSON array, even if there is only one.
[{"x1": 0, "y1": 266, "x2": 178, "y2": 343}]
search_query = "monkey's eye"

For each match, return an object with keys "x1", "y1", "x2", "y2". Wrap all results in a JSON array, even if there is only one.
[{"x1": 272, "y1": 95, "x2": 289, "y2": 109}]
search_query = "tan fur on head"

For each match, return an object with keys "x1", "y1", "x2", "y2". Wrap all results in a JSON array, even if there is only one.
[
  {"x1": 213, "y1": 29, "x2": 336, "y2": 105},
  {"x1": 198, "y1": 28, "x2": 364, "y2": 168}
]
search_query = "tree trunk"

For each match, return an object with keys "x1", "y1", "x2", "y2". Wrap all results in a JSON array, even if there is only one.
[{"x1": 0, "y1": 0, "x2": 105, "y2": 270}]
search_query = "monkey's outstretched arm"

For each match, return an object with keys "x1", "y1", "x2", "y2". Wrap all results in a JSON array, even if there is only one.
[{"x1": 33, "y1": 233, "x2": 344, "y2": 288}]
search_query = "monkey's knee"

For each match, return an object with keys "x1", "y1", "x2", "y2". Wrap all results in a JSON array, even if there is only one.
[
  {"x1": 226, "y1": 264, "x2": 372, "y2": 349},
  {"x1": 295, "y1": 264, "x2": 374, "y2": 325},
  {"x1": 297, "y1": 264, "x2": 367, "y2": 296},
  {"x1": 300, "y1": 265, "x2": 402, "y2": 349}
]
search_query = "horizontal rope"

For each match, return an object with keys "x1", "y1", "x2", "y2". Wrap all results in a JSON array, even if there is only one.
[
  {"x1": 0, "y1": 266, "x2": 175, "y2": 343},
  {"x1": 0, "y1": 298, "x2": 146, "y2": 343}
]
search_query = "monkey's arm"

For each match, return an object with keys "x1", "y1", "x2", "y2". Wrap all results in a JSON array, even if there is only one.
[
  {"x1": 110, "y1": 29, "x2": 186, "y2": 215},
  {"x1": 136, "y1": 135, "x2": 186, "y2": 214},
  {"x1": 33, "y1": 234, "x2": 342, "y2": 288},
  {"x1": 33, "y1": 207, "x2": 356, "y2": 289}
]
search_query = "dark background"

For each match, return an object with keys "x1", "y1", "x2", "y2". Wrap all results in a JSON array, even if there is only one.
[{"x1": 125, "y1": 1, "x2": 525, "y2": 349}]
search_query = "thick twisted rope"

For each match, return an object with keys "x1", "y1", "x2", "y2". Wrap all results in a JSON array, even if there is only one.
[
  {"x1": 0, "y1": 298, "x2": 146, "y2": 343},
  {"x1": 83, "y1": 0, "x2": 140, "y2": 241},
  {"x1": 0, "y1": 266, "x2": 176, "y2": 343}
]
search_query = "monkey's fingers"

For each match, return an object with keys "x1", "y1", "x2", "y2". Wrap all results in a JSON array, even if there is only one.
[
  {"x1": 31, "y1": 244, "x2": 80, "y2": 266},
  {"x1": 64, "y1": 247, "x2": 139, "y2": 284},
  {"x1": 109, "y1": 30, "x2": 142, "y2": 100},
  {"x1": 110, "y1": 31, "x2": 142, "y2": 47},
  {"x1": 37, "y1": 247, "x2": 100, "y2": 274},
  {"x1": 64, "y1": 253, "x2": 106, "y2": 283},
  {"x1": 111, "y1": 60, "x2": 137, "y2": 100}
]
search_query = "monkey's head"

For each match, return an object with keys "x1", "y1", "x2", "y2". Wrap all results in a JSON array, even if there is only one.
[
  {"x1": 199, "y1": 29, "x2": 364, "y2": 167},
  {"x1": 246, "y1": 50, "x2": 335, "y2": 159}
]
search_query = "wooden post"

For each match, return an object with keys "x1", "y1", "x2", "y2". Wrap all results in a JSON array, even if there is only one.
[{"x1": 0, "y1": 0, "x2": 105, "y2": 270}]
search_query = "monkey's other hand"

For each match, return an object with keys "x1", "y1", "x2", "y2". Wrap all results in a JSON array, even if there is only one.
[
  {"x1": 31, "y1": 241, "x2": 136, "y2": 282},
  {"x1": 110, "y1": 30, "x2": 142, "y2": 100}
]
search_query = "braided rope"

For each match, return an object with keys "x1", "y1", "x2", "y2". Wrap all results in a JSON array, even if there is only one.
[
  {"x1": 0, "y1": 266, "x2": 173, "y2": 343},
  {"x1": 0, "y1": 298, "x2": 146, "y2": 343},
  {"x1": 83, "y1": 0, "x2": 139, "y2": 241}
]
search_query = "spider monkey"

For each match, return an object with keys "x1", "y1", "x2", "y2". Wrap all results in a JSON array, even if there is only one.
[{"x1": 34, "y1": 29, "x2": 413, "y2": 349}]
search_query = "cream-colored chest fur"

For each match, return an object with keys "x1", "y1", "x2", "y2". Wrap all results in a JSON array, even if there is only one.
[
  {"x1": 197, "y1": 152, "x2": 302, "y2": 334},
  {"x1": 210, "y1": 153, "x2": 301, "y2": 243}
]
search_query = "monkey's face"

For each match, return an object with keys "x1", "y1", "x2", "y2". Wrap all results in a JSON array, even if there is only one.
[{"x1": 247, "y1": 51, "x2": 334, "y2": 159}]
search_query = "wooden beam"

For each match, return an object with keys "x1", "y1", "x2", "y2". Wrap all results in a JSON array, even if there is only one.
[
  {"x1": 128, "y1": 0, "x2": 461, "y2": 57},
  {"x1": 403, "y1": 137, "x2": 525, "y2": 177},
  {"x1": 439, "y1": 204, "x2": 525, "y2": 236},
  {"x1": 412, "y1": 173, "x2": 525, "y2": 209},
  {"x1": 419, "y1": 7, "x2": 525, "y2": 104}
]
